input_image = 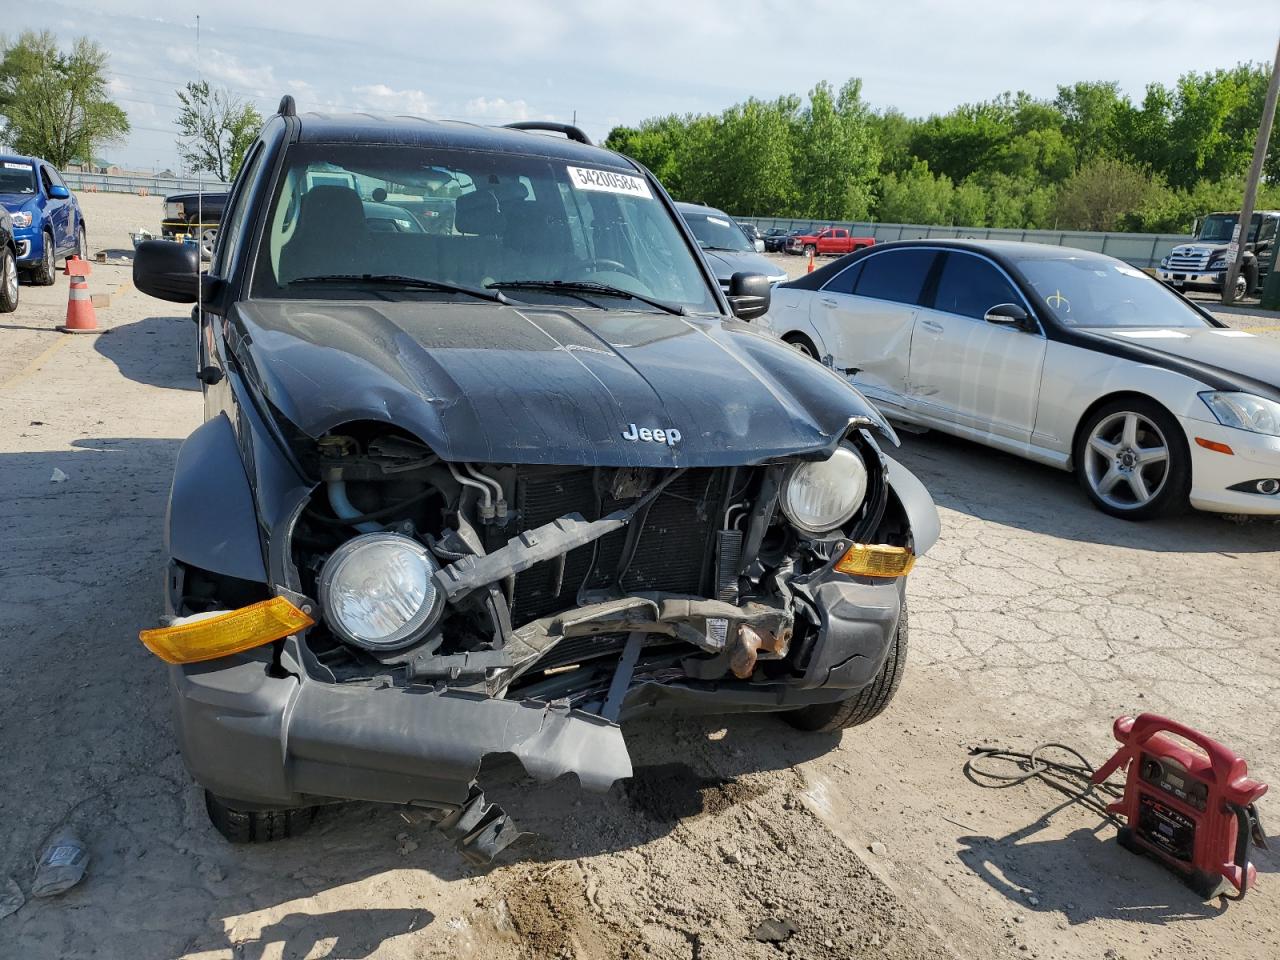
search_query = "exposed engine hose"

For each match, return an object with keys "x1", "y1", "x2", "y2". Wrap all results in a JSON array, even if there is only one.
[
  {"x1": 327, "y1": 479, "x2": 382, "y2": 534},
  {"x1": 448, "y1": 463, "x2": 494, "y2": 521}
]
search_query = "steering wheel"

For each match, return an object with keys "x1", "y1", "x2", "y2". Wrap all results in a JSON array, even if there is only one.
[{"x1": 580, "y1": 258, "x2": 639, "y2": 279}]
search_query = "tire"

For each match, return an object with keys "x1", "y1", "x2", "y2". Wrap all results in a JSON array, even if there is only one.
[
  {"x1": 30, "y1": 231, "x2": 56, "y2": 285},
  {"x1": 803, "y1": 244, "x2": 816, "y2": 257},
  {"x1": 0, "y1": 246, "x2": 19, "y2": 313},
  {"x1": 1073, "y1": 397, "x2": 1190, "y2": 520},
  {"x1": 205, "y1": 791, "x2": 318, "y2": 843},
  {"x1": 783, "y1": 334, "x2": 819, "y2": 360},
  {"x1": 74, "y1": 222, "x2": 86, "y2": 261},
  {"x1": 1241, "y1": 263, "x2": 1257, "y2": 298},
  {"x1": 199, "y1": 227, "x2": 217, "y2": 261},
  {"x1": 783, "y1": 601, "x2": 908, "y2": 732}
]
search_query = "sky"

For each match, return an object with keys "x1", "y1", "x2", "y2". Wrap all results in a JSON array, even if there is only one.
[{"x1": 8, "y1": 0, "x2": 1280, "y2": 173}]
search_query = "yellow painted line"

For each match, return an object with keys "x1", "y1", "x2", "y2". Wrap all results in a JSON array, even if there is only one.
[
  {"x1": 0, "y1": 334, "x2": 72, "y2": 392},
  {"x1": 1238, "y1": 323, "x2": 1280, "y2": 333}
]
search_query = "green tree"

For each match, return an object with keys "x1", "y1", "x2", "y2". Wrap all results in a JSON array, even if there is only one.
[
  {"x1": 1055, "y1": 157, "x2": 1161, "y2": 231},
  {"x1": 876, "y1": 160, "x2": 953, "y2": 224},
  {"x1": 175, "y1": 80, "x2": 263, "y2": 182},
  {"x1": 949, "y1": 179, "x2": 987, "y2": 227},
  {"x1": 791, "y1": 79, "x2": 879, "y2": 220},
  {"x1": 0, "y1": 31, "x2": 129, "y2": 167},
  {"x1": 1054, "y1": 80, "x2": 1123, "y2": 163}
]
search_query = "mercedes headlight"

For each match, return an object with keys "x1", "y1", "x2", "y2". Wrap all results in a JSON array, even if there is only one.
[
  {"x1": 780, "y1": 444, "x2": 869, "y2": 534},
  {"x1": 318, "y1": 532, "x2": 443, "y2": 650},
  {"x1": 1200, "y1": 392, "x2": 1280, "y2": 438}
]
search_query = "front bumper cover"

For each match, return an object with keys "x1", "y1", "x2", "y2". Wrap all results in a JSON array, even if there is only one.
[{"x1": 170, "y1": 576, "x2": 903, "y2": 812}]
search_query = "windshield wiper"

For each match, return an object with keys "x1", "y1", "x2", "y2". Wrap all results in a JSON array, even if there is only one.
[
  {"x1": 485, "y1": 280, "x2": 686, "y2": 316},
  {"x1": 288, "y1": 274, "x2": 510, "y2": 304}
]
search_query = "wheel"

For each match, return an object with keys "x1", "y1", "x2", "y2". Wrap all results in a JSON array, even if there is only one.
[
  {"x1": 803, "y1": 244, "x2": 816, "y2": 257},
  {"x1": 199, "y1": 227, "x2": 217, "y2": 261},
  {"x1": 1241, "y1": 263, "x2": 1258, "y2": 298},
  {"x1": 204, "y1": 791, "x2": 318, "y2": 843},
  {"x1": 1074, "y1": 398, "x2": 1190, "y2": 520},
  {"x1": 783, "y1": 334, "x2": 819, "y2": 360},
  {"x1": 0, "y1": 246, "x2": 19, "y2": 313},
  {"x1": 73, "y1": 222, "x2": 86, "y2": 262},
  {"x1": 30, "y1": 231, "x2": 56, "y2": 285},
  {"x1": 783, "y1": 602, "x2": 908, "y2": 732}
]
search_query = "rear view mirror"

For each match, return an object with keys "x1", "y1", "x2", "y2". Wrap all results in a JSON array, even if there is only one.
[
  {"x1": 48, "y1": 185, "x2": 71, "y2": 200},
  {"x1": 133, "y1": 240, "x2": 200, "y2": 303},
  {"x1": 984, "y1": 303, "x2": 1031, "y2": 330},
  {"x1": 727, "y1": 271, "x2": 772, "y2": 321}
]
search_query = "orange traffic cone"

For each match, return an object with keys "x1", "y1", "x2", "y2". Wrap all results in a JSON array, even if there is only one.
[
  {"x1": 57, "y1": 257, "x2": 102, "y2": 334},
  {"x1": 806, "y1": 250, "x2": 815, "y2": 274}
]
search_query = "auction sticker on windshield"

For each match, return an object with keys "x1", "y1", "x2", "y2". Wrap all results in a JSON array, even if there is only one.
[
  {"x1": 567, "y1": 166, "x2": 653, "y2": 200},
  {"x1": 3, "y1": 162, "x2": 32, "y2": 169}
]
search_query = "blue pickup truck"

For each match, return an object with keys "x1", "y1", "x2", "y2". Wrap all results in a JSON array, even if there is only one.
[{"x1": 0, "y1": 154, "x2": 86, "y2": 285}]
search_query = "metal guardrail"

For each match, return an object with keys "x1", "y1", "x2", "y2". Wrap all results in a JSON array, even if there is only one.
[
  {"x1": 60, "y1": 171, "x2": 224, "y2": 196},
  {"x1": 741, "y1": 216, "x2": 1194, "y2": 270}
]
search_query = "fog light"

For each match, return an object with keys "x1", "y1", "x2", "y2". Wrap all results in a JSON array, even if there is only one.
[
  {"x1": 1258, "y1": 479, "x2": 1280, "y2": 495},
  {"x1": 139, "y1": 597, "x2": 313, "y2": 664},
  {"x1": 834, "y1": 543, "x2": 916, "y2": 578}
]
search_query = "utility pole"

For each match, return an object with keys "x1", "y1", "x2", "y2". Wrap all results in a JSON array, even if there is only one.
[{"x1": 1223, "y1": 31, "x2": 1280, "y2": 304}]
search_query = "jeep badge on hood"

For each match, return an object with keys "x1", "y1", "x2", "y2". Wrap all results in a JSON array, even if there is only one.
[{"x1": 622, "y1": 423, "x2": 681, "y2": 445}]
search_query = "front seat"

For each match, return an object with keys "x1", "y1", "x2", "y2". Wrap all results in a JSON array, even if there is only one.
[{"x1": 279, "y1": 185, "x2": 369, "y2": 284}]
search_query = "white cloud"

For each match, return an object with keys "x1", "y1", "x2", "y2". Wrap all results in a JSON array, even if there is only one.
[
  {"x1": 167, "y1": 47, "x2": 277, "y2": 96},
  {"x1": 351, "y1": 83, "x2": 435, "y2": 116},
  {"x1": 464, "y1": 97, "x2": 532, "y2": 122}
]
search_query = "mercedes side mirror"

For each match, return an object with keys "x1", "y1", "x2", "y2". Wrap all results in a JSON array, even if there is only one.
[
  {"x1": 984, "y1": 302, "x2": 1032, "y2": 330},
  {"x1": 48, "y1": 184, "x2": 71, "y2": 200},
  {"x1": 727, "y1": 271, "x2": 772, "y2": 321}
]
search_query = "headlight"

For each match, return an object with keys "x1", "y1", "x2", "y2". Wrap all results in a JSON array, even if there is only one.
[
  {"x1": 1160, "y1": 257, "x2": 1170, "y2": 268},
  {"x1": 10, "y1": 211, "x2": 32, "y2": 228},
  {"x1": 1209, "y1": 258, "x2": 1228, "y2": 270},
  {"x1": 1200, "y1": 392, "x2": 1280, "y2": 437},
  {"x1": 318, "y1": 532, "x2": 443, "y2": 650},
  {"x1": 780, "y1": 444, "x2": 869, "y2": 534}
]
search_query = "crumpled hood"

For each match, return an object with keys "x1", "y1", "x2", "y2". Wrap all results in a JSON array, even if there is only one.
[
  {"x1": 703, "y1": 249, "x2": 786, "y2": 282},
  {"x1": 1092, "y1": 327, "x2": 1280, "y2": 391},
  {"x1": 235, "y1": 299, "x2": 893, "y2": 467}
]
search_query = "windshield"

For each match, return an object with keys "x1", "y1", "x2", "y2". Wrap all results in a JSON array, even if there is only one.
[
  {"x1": 1197, "y1": 213, "x2": 1260, "y2": 243},
  {"x1": 252, "y1": 144, "x2": 718, "y2": 313},
  {"x1": 680, "y1": 209, "x2": 754, "y2": 252},
  {"x1": 0, "y1": 162, "x2": 37, "y2": 196},
  {"x1": 1017, "y1": 256, "x2": 1212, "y2": 329}
]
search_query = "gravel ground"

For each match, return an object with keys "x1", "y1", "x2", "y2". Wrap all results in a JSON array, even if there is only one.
[{"x1": 1, "y1": 195, "x2": 1277, "y2": 959}]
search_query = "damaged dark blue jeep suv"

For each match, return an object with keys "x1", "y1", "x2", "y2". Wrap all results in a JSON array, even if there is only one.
[{"x1": 132, "y1": 98, "x2": 939, "y2": 860}]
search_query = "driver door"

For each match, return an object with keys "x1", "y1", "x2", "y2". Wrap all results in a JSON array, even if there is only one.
[{"x1": 906, "y1": 251, "x2": 1047, "y2": 443}]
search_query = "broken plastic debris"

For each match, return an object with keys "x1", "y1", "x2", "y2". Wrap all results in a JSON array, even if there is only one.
[
  {"x1": 50, "y1": 468, "x2": 68, "y2": 483},
  {"x1": 32, "y1": 829, "x2": 89, "y2": 898},
  {"x1": 0, "y1": 876, "x2": 24, "y2": 919}
]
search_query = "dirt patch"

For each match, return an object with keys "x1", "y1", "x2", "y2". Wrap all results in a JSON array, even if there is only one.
[{"x1": 626, "y1": 764, "x2": 768, "y2": 824}]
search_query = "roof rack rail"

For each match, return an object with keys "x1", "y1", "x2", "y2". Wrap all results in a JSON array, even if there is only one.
[
  {"x1": 277, "y1": 95, "x2": 296, "y2": 117},
  {"x1": 504, "y1": 121, "x2": 592, "y2": 146}
]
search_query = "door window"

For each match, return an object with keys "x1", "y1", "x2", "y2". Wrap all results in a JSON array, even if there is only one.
[
  {"x1": 214, "y1": 143, "x2": 267, "y2": 275},
  {"x1": 822, "y1": 260, "x2": 863, "y2": 295},
  {"x1": 1258, "y1": 217, "x2": 1277, "y2": 244},
  {"x1": 853, "y1": 249, "x2": 936, "y2": 305},
  {"x1": 39, "y1": 166, "x2": 55, "y2": 195},
  {"x1": 931, "y1": 252, "x2": 1023, "y2": 321}
]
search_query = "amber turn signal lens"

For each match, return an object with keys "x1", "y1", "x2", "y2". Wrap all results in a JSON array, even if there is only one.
[
  {"x1": 834, "y1": 543, "x2": 916, "y2": 578},
  {"x1": 139, "y1": 596, "x2": 314, "y2": 664},
  {"x1": 1194, "y1": 437, "x2": 1234, "y2": 455}
]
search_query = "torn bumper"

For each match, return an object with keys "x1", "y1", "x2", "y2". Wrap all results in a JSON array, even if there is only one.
[{"x1": 170, "y1": 657, "x2": 631, "y2": 810}]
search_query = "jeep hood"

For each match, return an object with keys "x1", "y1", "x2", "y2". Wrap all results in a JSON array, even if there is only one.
[{"x1": 235, "y1": 299, "x2": 893, "y2": 466}]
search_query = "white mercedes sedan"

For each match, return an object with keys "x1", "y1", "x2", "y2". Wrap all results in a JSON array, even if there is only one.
[{"x1": 762, "y1": 240, "x2": 1280, "y2": 520}]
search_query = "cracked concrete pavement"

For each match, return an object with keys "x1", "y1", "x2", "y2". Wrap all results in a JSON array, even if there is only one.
[{"x1": 0, "y1": 196, "x2": 1277, "y2": 959}]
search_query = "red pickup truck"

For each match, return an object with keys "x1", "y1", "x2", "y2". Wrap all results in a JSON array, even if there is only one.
[{"x1": 785, "y1": 227, "x2": 875, "y2": 257}]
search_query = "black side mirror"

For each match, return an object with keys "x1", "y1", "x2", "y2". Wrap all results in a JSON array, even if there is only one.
[
  {"x1": 133, "y1": 240, "x2": 201, "y2": 303},
  {"x1": 727, "y1": 271, "x2": 772, "y2": 321},
  {"x1": 983, "y1": 302, "x2": 1032, "y2": 330}
]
